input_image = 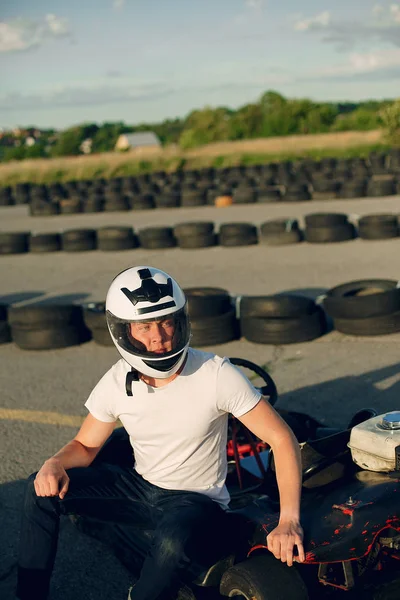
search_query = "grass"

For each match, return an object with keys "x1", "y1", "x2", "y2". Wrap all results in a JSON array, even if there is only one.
[{"x1": 0, "y1": 130, "x2": 391, "y2": 187}]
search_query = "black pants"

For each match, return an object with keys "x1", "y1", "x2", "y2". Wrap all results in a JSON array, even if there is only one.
[{"x1": 16, "y1": 465, "x2": 230, "y2": 600}]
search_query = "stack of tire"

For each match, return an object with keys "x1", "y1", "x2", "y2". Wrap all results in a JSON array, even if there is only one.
[
  {"x1": 137, "y1": 227, "x2": 176, "y2": 249},
  {"x1": 185, "y1": 288, "x2": 239, "y2": 346},
  {"x1": 357, "y1": 214, "x2": 399, "y2": 240},
  {"x1": 259, "y1": 219, "x2": 302, "y2": 245},
  {"x1": 7, "y1": 305, "x2": 91, "y2": 350},
  {"x1": 239, "y1": 295, "x2": 327, "y2": 345},
  {"x1": 323, "y1": 279, "x2": 400, "y2": 336},
  {"x1": 173, "y1": 222, "x2": 217, "y2": 249},
  {"x1": 304, "y1": 213, "x2": 356, "y2": 243},
  {"x1": 367, "y1": 176, "x2": 396, "y2": 197},
  {"x1": 0, "y1": 304, "x2": 12, "y2": 344},
  {"x1": 82, "y1": 303, "x2": 113, "y2": 346},
  {"x1": 0, "y1": 232, "x2": 29, "y2": 255},
  {"x1": 97, "y1": 227, "x2": 138, "y2": 251},
  {"x1": 219, "y1": 223, "x2": 258, "y2": 247}
]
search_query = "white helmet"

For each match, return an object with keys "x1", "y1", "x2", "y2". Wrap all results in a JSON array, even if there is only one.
[{"x1": 105, "y1": 266, "x2": 190, "y2": 379}]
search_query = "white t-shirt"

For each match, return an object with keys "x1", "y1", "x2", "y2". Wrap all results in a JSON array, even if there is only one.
[{"x1": 85, "y1": 348, "x2": 261, "y2": 507}]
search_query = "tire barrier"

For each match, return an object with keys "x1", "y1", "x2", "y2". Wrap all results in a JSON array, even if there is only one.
[
  {"x1": 304, "y1": 213, "x2": 356, "y2": 244},
  {"x1": 322, "y1": 279, "x2": 400, "y2": 336},
  {"x1": 2, "y1": 150, "x2": 400, "y2": 214},
  {"x1": 239, "y1": 295, "x2": 327, "y2": 344},
  {"x1": 7, "y1": 305, "x2": 91, "y2": 350},
  {"x1": 2, "y1": 278, "x2": 400, "y2": 350},
  {"x1": 2, "y1": 212, "x2": 399, "y2": 256},
  {"x1": 184, "y1": 288, "x2": 239, "y2": 346}
]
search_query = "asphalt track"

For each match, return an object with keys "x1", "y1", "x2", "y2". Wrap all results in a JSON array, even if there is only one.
[{"x1": 1, "y1": 194, "x2": 400, "y2": 599}]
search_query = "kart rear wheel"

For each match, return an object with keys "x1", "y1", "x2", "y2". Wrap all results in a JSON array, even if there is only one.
[{"x1": 220, "y1": 555, "x2": 308, "y2": 600}]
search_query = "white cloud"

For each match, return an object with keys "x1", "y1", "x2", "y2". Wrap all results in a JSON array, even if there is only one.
[
  {"x1": 245, "y1": 0, "x2": 265, "y2": 9},
  {"x1": 313, "y1": 48, "x2": 400, "y2": 77},
  {"x1": 391, "y1": 4, "x2": 400, "y2": 23},
  {"x1": 113, "y1": 0, "x2": 126, "y2": 9},
  {"x1": 0, "y1": 14, "x2": 70, "y2": 53},
  {"x1": 372, "y1": 4, "x2": 384, "y2": 16},
  {"x1": 294, "y1": 11, "x2": 331, "y2": 32}
]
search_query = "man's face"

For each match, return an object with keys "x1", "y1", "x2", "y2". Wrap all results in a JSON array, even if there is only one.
[{"x1": 130, "y1": 317, "x2": 175, "y2": 354}]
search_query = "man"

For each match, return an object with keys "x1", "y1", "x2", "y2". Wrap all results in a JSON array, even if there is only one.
[{"x1": 16, "y1": 266, "x2": 304, "y2": 600}]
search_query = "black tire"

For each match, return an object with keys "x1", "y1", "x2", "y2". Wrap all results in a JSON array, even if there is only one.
[
  {"x1": 241, "y1": 307, "x2": 327, "y2": 344},
  {"x1": 240, "y1": 295, "x2": 316, "y2": 319},
  {"x1": 61, "y1": 229, "x2": 97, "y2": 252},
  {"x1": 29, "y1": 233, "x2": 62, "y2": 253},
  {"x1": 82, "y1": 303, "x2": 107, "y2": 330},
  {"x1": 323, "y1": 279, "x2": 400, "y2": 319},
  {"x1": 97, "y1": 227, "x2": 138, "y2": 251},
  {"x1": 220, "y1": 554, "x2": 308, "y2": 600},
  {"x1": 337, "y1": 183, "x2": 367, "y2": 199},
  {"x1": 304, "y1": 224, "x2": 356, "y2": 243},
  {"x1": 177, "y1": 233, "x2": 217, "y2": 249},
  {"x1": 367, "y1": 179, "x2": 396, "y2": 197},
  {"x1": 173, "y1": 222, "x2": 214, "y2": 237},
  {"x1": 11, "y1": 326, "x2": 89, "y2": 350},
  {"x1": 304, "y1": 213, "x2": 349, "y2": 227},
  {"x1": 8, "y1": 305, "x2": 86, "y2": 329},
  {"x1": 334, "y1": 310, "x2": 400, "y2": 336},
  {"x1": 260, "y1": 231, "x2": 302, "y2": 245},
  {"x1": 256, "y1": 188, "x2": 281, "y2": 203},
  {"x1": 154, "y1": 193, "x2": 181, "y2": 208},
  {"x1": 137, "y1": 236, "x2": 176, "y2": 250},
  {"x1": 91, "y1": 327, "x2": 114, "y2": 346},
  {"x1": 0, "y1": 320, "x2": 12, "y2": 344},
  {"x1": 260, "y1": 219, "x2": 299, "y2": 234},
  {"x1": 190, "y1": 308, "x2": 239, "y2": 346},
  {"x1": 59, "y1": 197, "x2": 82, "y2": 214},
  {"x1": 180, "y1": 192, "x2": 206, "y2": 207},
  {"x1": 184, "y1": 288, "x2": 232, "y2": 318},
  {"x1": 0, "y1": 232, "x2": 29, "y2": 254},
  {"x1": 358, "y1": 226, "x2": 399, "y2": 240},
  {"x1": 358, "y1": 214, "x2": 398, "y2": 228}
]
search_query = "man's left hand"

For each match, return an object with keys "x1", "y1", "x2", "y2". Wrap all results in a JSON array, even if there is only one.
[{"x1": 266, "y1": 520, "x2": 305, "y2": 567}]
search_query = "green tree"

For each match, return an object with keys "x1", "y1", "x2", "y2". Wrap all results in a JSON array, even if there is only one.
[
  {"x1": 380, "y1": 99, "x2": 400, "y2": 144},
  {"x1": 51, "y1": 123, "x2": 99, "y2": 157}
]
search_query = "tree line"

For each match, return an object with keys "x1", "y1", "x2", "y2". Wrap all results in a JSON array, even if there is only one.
[{"x1": 1, "y1": 91, "x2": 398, "y2": 162}]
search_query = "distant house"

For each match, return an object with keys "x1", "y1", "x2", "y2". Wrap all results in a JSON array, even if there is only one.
[{"x1": 115, "y1": 131, "x2": 161, "y2": 151}]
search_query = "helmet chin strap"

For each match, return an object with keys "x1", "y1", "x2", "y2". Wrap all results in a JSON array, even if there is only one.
[{"x1": 126, "y1": 368, "x2": 139, "y2": 396}]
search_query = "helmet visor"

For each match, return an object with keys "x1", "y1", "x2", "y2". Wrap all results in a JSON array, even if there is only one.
[{"x1": 106, "y1": 306, "x2": 190, "y2": 360}]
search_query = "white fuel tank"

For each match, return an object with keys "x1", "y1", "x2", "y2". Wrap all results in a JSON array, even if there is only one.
[{"x1": 348, "y1": 411, "x2": 400, "y2": 472}]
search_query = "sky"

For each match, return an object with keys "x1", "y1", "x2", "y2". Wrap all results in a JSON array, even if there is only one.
[{"x1": 1, "y1": 0, "x2": 400, "y2": 129}]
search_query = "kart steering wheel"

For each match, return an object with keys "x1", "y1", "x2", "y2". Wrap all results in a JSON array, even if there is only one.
[{"x1": 229, "y1": 357, "x2": 278, "y2": 407}]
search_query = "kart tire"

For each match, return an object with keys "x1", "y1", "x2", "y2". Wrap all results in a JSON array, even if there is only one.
[
  {"x1": 29, "y1": 233, "x2": 62, "y2": 253},
  {"x1": 241, "y1": 307, "x2": 327, "y2": 344},
  {"x1": 176, "y1": 233, "x2": 217, "y2": 249},
  {"x1": 220, "y1": 554, "x2": 309, "y2": 600},
  {"x1": 322, "y1": 279, "x2": 400, "y2": 319},
  {"x1": 91, "y1": 327, "x2": 113, "y2": 346},
  {"x1": 304, "y1": 224, "x2": 356, "y2": 243},
  {"x1": 8, "y1": 305, "x2": 86, "y2": 329},
  {"x1": 0, "y1": 320, "x2": 12, "y2": 344},
  {"x1": 240, "y1": 295, "x2": 316, "y2": 319},
  {"x1": 11, "y1": 325, "x2": 90, "y2": 350},
  {"x1": 333, "y1": 310, "x2": 400, "y2": 336},
  {"x1": 184, "y1": 288, "x2": 232, "y2": 318},
  {"x1": 260, "y1": 230, "x2": 303, "y2": 245},
  {"x1": 173, "y1": 222, "x2": 214, "y2": 237},
  {"x1": 190, "y1": 308, "x2": 239, "y2": 346}
]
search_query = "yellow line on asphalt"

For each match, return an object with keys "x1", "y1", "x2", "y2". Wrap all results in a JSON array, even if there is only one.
[{"x1": 0, "y1": 408, "x2": 84, "y2": 428}]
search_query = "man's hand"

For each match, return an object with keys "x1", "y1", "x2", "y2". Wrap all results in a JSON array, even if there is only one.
[
  {"x1": 34, "y1": 458, "x2": 70, "y2": 500},
  {"x1": 266, "y1": 520, "x2": 305, "y2": 567}
]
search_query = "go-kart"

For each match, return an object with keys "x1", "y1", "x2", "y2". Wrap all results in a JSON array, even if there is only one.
[{"x1": 71, "y1": 358, "x2": 400, "y2": 599}]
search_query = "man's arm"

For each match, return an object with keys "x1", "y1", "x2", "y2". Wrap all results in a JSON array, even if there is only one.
[
  {"x1": 34, "y1": 414, "x2": 116, "y2": 499},
  {"x1": 238, "y1": 398, "x2": 305, "y2": 566}
]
